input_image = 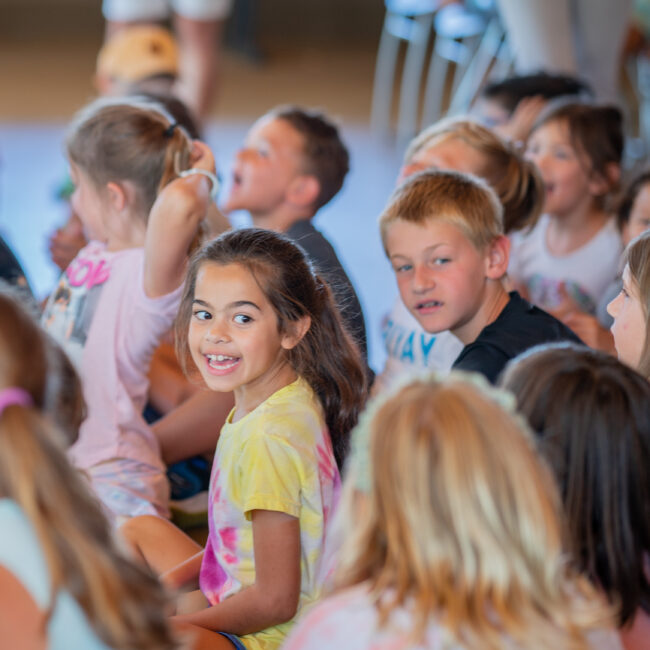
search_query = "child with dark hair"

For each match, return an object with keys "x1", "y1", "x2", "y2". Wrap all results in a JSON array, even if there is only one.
[
  {"x1": 544, "y1": 169, "x2": 650, "y2": 351},
  {"x1": 509, "y1": 102, "x2": 624, "y2": 319},
  {"x1": 473, "y1": 71, "x2": 593, "y2": 141},
  {"x1": 501, "y1": 344, "x2": 650, "y2": 650},
  {"x1": 121, "y1": 228, "x2": 367, "y2": 649},
  {"x1": 222, "y1": 105, "x2": 368, "y2": 360}
]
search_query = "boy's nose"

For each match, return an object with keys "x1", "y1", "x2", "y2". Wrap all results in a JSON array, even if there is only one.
[{"x1": 412, "y1": 264, "x2": 435, "y2": 293}]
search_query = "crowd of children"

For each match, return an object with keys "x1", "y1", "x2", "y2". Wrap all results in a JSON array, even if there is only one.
[{"x1": 3, "y1": 21, "x2": 650, "y2": 650}]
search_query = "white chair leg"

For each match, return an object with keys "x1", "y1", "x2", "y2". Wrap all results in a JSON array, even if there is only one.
[{"x1": 396, "y1": 13, "x2": 435, "y2": 143}]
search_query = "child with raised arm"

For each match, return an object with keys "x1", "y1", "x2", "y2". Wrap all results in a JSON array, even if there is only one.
[
  {"x1": 121, "y1": 228, "x2": 368, "y2": 649},
  {"x1": 380, "y1": 169, "x2": 580, "y2": 383},
  {"x1": 284, "y1": 372, "x2": 620, "y2": 649},
  {"x1": 41, "y1": 97, "x2": 216, "y2": 521},
  {"x1": 222, "y1": 105, "x2": 368, "y2": 360},
  {"x1": 509, "y1": 102, "x2": 623, "y2": 316}
]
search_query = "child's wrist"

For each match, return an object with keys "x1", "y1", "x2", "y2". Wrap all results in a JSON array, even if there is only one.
[{"x1": 179, "y1": 168, "x2": 220, "y2": 201}]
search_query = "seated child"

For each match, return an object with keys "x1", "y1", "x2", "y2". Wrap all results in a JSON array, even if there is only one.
[
  {"x1": 379, "y1": 169, "x2": 580, "y2": 383},
  {"x1": 0, "y1": 292, "x2": 179, "y2": 650},
  {"x1": 284, "y1": 372, "x2": 620, "y2": 649},
  {"x1": 120, "y1": 228, "x2": 368, "y2": 650},
  {"x1": 502, "y1": 344, "x2": 650, "y2": 650},
  {"x1": 509, "y1": 102, "x2": 624, "y2": 317},
  {"x1": 222, "y1": 105, "x2": 368, "y2": 359},
  {"x1": 550, "y1": 169, "x2": 650, "y2": 352},
  {"x1": 41, "y1": 97, "x2": 215, "y2": 521},
  {"x1": 375, "y1": 118, "x2": 543, "y2": 393},
  {"x1": 472, "y1": 71, "x2": 592, "y2": 142},
  {"x1": 607, "y1": 229, "x2": 650, "y2": 378}
]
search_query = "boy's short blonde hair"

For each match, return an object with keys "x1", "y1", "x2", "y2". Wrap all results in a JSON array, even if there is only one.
[{"x1": 379, "y1": 169, "x2": 504, "y2": 253}]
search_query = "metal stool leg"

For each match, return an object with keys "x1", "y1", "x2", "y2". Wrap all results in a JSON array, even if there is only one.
[
  {"x1": 371, "y1": 13, "x2": 403, "y2": 134},
  {"x1": 396, "y1": 13, "x2": 435, "y2": 143}
]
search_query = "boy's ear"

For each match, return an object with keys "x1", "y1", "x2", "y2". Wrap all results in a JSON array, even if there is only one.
[
  {"x1": 589, "y1": 162, "x2": 620, "y2": 196},
  {"x1": 281, "y1": 315, "x2": 312, "y2": 350},
  {"x1": 485, "y1": 235, "x2": 510, "y2": 280},
  {"x1": 286, "y1": 175, "x2": 320, "y2": 209}
]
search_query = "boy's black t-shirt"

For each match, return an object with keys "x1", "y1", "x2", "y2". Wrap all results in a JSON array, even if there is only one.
[
  {"x1": 452, "y1": 291, "x2": 582, "y2": 383},
  {"x1": 286, "y1": 219, "x2": 368, "y2": 361}
]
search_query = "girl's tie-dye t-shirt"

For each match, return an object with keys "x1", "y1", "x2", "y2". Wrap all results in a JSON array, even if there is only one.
[{"x1": 199, "y1": 377, "x2": 341, "y2": 650}]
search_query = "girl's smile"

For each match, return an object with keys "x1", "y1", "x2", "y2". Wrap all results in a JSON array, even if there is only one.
[{"x1": 188, "y1": 261, "x2": 305, "y2": 419}]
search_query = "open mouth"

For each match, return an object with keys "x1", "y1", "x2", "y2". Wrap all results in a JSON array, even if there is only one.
[
  {"x1": 415, "y1": 300, "x2": 442, "y2": 312},
  {"x1": 205, "y1": 353, "x2": 241, "y2": 373}
]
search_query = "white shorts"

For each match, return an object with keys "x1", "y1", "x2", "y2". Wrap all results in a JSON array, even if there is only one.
[{"x1": 102, "y1": 0, "x2": 233, "y2": 22}]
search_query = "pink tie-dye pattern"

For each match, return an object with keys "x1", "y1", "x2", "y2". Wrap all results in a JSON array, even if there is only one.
[{"x1": 200, "y1": 467, "x2": 239, "y2": 603}]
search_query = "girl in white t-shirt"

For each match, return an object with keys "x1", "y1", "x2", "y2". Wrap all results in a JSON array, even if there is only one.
[
  {"x1": 285, "y1": 373, "x2": 621, "y2": 650},
  {"x1": 510, "y1": 102, "x2": 624, "y2": 315},
  {"x1": 41, "y1": 97, "x2": 216, "y2": 521}
]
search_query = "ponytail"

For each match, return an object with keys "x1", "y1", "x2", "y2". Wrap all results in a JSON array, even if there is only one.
[{"x1": 66, "y1": 96, "x2": 193, "y2": 221}]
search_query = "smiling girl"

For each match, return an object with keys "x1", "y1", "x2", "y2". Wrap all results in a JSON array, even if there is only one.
[{"x1": 121, "y1": 228, "x2": 367, "y2": 650}]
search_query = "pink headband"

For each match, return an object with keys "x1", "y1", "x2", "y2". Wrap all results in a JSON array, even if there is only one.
[{"x1": 0, "y1": 387, "x2": 33, "y2": 415}]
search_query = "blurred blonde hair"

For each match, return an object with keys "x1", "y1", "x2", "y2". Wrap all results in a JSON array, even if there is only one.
[
  {"x1": 404, "y1": 118, "x2": 544, "y2": 233},
  {"x1": 0, "y1": 293, "x2": 178, "y2": 650},
  {"x1": 624, "y1": 229, "x2": 650, "y2": 378},
  {"x1": 335, "y1": 374, "x2": 612, "y2": 649},
  {"x1": 379, "y1": 169, "x2": 504, "y2": 253}
]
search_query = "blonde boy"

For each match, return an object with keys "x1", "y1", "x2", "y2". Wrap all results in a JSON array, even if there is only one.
[{"x1": 380, "y1": 170, "x2": 580, "y2": 382}]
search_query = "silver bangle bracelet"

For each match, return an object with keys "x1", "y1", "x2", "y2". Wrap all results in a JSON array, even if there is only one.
[{"x1": 178, "y1": 168, "x2": 220, "y2": 201}]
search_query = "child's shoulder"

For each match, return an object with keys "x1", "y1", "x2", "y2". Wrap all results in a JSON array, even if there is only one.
[{"x1": 258, "y1": 377, "x2": 323, "y2": 428}]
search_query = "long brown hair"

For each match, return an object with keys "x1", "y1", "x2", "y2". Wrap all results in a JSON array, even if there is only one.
[
  {"x1": 0, "y1": 293, "x2": 179, "y2": 650},
  {"x1": 66, "y1": 96, "x2": 193, "y2": 220},
  {"x1": 501, "y1": 343, "x2": 650, "y2": 626},
  {"x1": 175, "y1": 228, "x2": 368, "y2": 468},
  {"x1": 336, "y1": 373, "x2": 612, "y2": 648}
]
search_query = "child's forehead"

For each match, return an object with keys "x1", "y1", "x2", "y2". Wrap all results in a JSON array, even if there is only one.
[
  {"x1": 387, "y1": 215, "x2": 474, "y2": 250},
  {"x1": 195, "y1": 261, "x2": 269, "y2": 302},
  {"x1": 531, "y1": 117, "x2": 572, "y2": 144},
  {"x1": 247, "y1": 115, "x2": 305, "y2": 152}
]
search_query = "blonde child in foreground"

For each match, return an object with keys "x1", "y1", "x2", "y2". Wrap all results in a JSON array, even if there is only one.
[
  {"x1": 0, "y1": 292, "x2": 178, "y2": 650},
  {"x1": 284, "y1": 372, "x2": 621, "y2": 649},
  {"x1": 121, "y1": 228, "x2": 368, "y2": 649},
  {"x1": 41, "y1": 97, "x2": 215, "y2": 521}
]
